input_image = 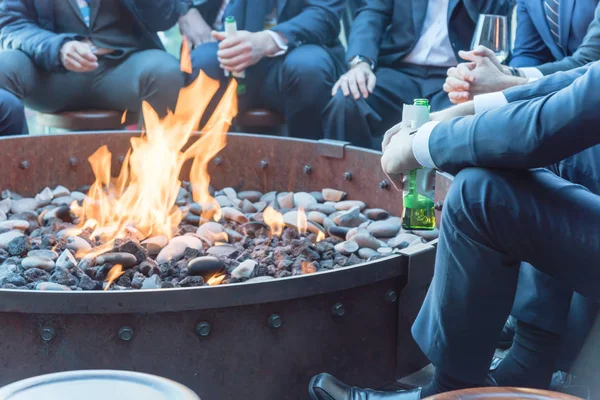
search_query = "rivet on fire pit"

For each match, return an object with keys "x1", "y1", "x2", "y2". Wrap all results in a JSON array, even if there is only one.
[
  {"x1": 332, "y1": 303, "x2": 345, "y2": 317},
  {"x1": 260, "y1": 160, "x2": 268, "y2": 169},
  {"x1": 268, "y1": 314, "x2": 282, "y2": 329},
  {"x1": 69, "y1": 157, "x2": 77, "y2": 166},
  {"x1": 434, "y1": 201, "x2": 444, "y2": 211},
  {"x1": 118, "y1": 326, "x2": 134, "y2": 341},
  {"x1": 19, "y1": 160, "x2": 29, "y2": 170},
  {"x1": 214, "y1": 156, "x2": 223, "y2": 166},
  {"x1": 195, "y1": 322, "x2": 211, "y2": 337},
  {"x1": 344, "y1": 172, "x2": 353, "y2": 181},
  {"x1": 40, "y1": 327, "x2": 55, "y2": 342},
  {"x1": 378, "y1": 180, "x2": 390, "y2": 190},
  {"x1": 385, "y1": 290, "x2": 398, "y2": 304},
  {"x1": 303, "y1": 165, "x2": 312, "y2": 175}
]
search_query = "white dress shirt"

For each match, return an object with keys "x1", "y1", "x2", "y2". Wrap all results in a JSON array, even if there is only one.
[{"x1": 403, "y1": 0, "x2": 458, "y2": 67}]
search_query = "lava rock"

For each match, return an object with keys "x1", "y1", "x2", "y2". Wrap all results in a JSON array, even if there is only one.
[
  {"x1": 22, "y1": 256, "x2": 55, "y2": 271},
  {"x1": 335, "y1": 200, "x2": 366, "y2": 211},
  {"x1": 7, "y1": 235, "x2": 31, "y2": 257},
  {"x1": 367, "y1": 218, "x2": 402, "y2": 238},
  {"x1": 161, "y1": 281, "x2": 175, "y2": 289},
  {"x1": 131, "y1": 272, "x2": 146, "y2": 289},
  {"x1": 56, "y1": 250, "x2": 77, "y2": 270},
  {"x1": 322, "y1": 188, "x2": 347, "y2": 202},
  {"x1": 36, "y1": 282, "x2": 71, "y2": 291},
  {"x1": 78, "y1": 275, "x2": 96, "y2": 290},
  {"x1": 24, "y1": 268, "x2": 50, "y2": 282},
  {"x1": 188, "y1": 256, "x2": 225, "y2": 279},
  {"x1": 50, "y1": 267, "x2": 78, "y2": 287},
  {"x1": 66, "y1": 236, "x2": 92, "y2": 253},
  {"x1": 2, "y1": 272, "x2": 26, "y2": 287},
  {"x1": 96, "y1": 252, "x2": 138, "y2": 268},
  {"x1": 231, "y1": 260, "x2": 257, "y2": 279},
  {"x1": 0, "y1": 231, "x2": 24, "y2": 249},
  {"x1": 141, "y1": 274, "x2": 162, "y2": 290},
  {"x1": 10, "y1": 198, "x2": 38, "y2": 214},
  {"x1": 179, "y1": 276, "x2": 204, "y2": 287},
  {"x1": 113, "y1": 240, "x2": 148, "y2": 264},
  {"x1": 0, "y1": 220, "x2": 29, "y2": 231},
  {"x1": 238, "y1": 190, "x2": 262, "y2": 202},
  {"x1": 365, "y1": 208, "x2": 389, "y2": 221}
]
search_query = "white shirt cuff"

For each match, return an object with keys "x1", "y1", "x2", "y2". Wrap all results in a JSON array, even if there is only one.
[
  {"x1": 520, "y1": 67, "x2": 544, "y2": 79},
  {"x1": 412, "y1": 121, "x2": 439, "y2": 170},
  {"x1": 473, "y1": 92, "x2": 508, "y2": 114},
  {"x1": 267, "y1": 30, "x2": 288, "y2": 57}
]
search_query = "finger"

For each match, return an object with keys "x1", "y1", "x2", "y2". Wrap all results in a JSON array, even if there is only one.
[
  {"x1": 348, "y1": 75, "x2": 361, "y2": 100},
  {"x1": 331, "y1": 80, "x2": 341, "y2": 96},
  {"x1": 356, "y1": 71, "x2": 369, "y2": 98},
  {"x1": 340, "y1": 78, "x2": 350, "y2": 97},
  {"x1": 457, "y1": 50, "x2": 481, "y2": 63},
  {"x1": 217, "y1": 44, "x2": 247, "y2": 60},
  {"x1": 449, "y1": 91, "x2": 470, "y2": 103},
  {"x1": 66, "y1": 52, "x2": 97, "y2": 70},
  {"x1": 456, "y1": 63, "x2": 476, "y2": 82},
  {"x1": 446, "y1": 76, "x2": 470, "y2": 91},
  {"x1": 447, "y1": 66, "x2": 460, "y2": 79},
  {"x1": 367, "y1": 72, "x2": 376, "y2": 93},
  {"x1": 64, "y1": 58, "x2": 84, "y2": 72},
  {"x1": 473, "y1": 45, "x2": 494, "y2": 58},
  {"x1": 219, "y1": 53, "x2": 250, "y2": 67},
  {"x1": 212, "y1": 31, "x2": 227, "y2": 41},
  {"x1": 73, "y1": 42, "x2": 97, "y2": 62},
  {"x1": 217, "y1": 36, "x2": 243, "y2": 50}
]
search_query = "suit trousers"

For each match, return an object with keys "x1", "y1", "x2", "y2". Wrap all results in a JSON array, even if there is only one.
[
  {"x1": 190, "y1": 43, "x2": 344, "y2": 140},
  {"x1": 412, "y1": 146, "x2": 600, "y2": 383},
  {"x1": 322, "y1": 63, "x2": 452, "y2": 150},
  {"x1": 0, "y1": 49, "x2": 184, "y2": 118},
  {"x1": 0, "y1": 89, "x2": 27, "y2": 136}
]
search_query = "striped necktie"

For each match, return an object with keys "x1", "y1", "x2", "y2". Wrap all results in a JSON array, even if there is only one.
[
  {"x1": 544, "y1": 0, "x2": 562, "y2": 49},
  {"x1": 75, "y1": 0, "x2": 91, "y2": 27}
]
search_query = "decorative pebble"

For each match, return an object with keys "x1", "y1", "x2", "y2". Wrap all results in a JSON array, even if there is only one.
[
  {"x1": 378, "y1": 247, "x2": 394, "y2": 255},
  {"x1": 225, "y1": 228, "x2": 243, "y2": 242},
  {"x1": 206, "y1": 245, "x2": 239, "y2": 258},
  {"x1": 241, "y1": 199, "x2": 257, "y2": 213},
  {"x1": 21, "y1": 256, "x2": 55, "y2": 272},
  {"x1": 0, "y1": 220, "x2": 29, "y2": 231},
  {"x1": 141, "y1": 236, "x2": 168, "y2": 256},
  {"x1": 169, "y1": 235, "x2": 203, "y2": 250},
  {"x1": 197, "y1": 222, "x2": 227, "y2": 246},
  {"x1": 0, "y1": 198, "x2": 11, "y2": 214},
  {"x1": 156, "y1": 243, "x2": 187, "y2": 264},
  {"x1": 215, "y1": 195, "x2": 233, "y2": 208},
  {"x1": 70, "y1": 191, "x2": 86, "y2": 201},
  {"x1": 231, "y1": 260, "x2": 257, "y2": 279},
  {"x1": 334, "y1": 241, "x2": 359, "y2": 255},
  {"x1": 36, "y1": 282, "x2": 71, "y2": 291},
  {"x1": 27, "y1": 249, "x2": 58, "y2": 261},
  {"x1": 223, "y1": 187, "x2": 237, "y2": 201},
  {"x1": 335, "y1": 200, "x2": 366, "y2": 211},
  {"x1": 66, "y1": 236, "x2": 92, "y2": 253},
  {"x1": 304, "y1": 203, "x2": 336, "y2": 215},
  {"x1": 0, "y1": 210, "x2": 5, "y2": 222},
  {"x1": 52, "y1": 185, "x2": 70, "y2": 198},
  {"x1": 189, "y1": 202, "x2": 203, "y2": 216},
  {"x1": 221, "y1": 207, "x2": 249, "y2": 224},
  {"x1": 42, "y1": 205, "x2": 72, "y2": 222},
  {"x1": 367, "y1": 219, "x2": 402, "y2": 238},
  {"x1": 351, "y1": 232, "x2": 381, "y2": 250},
  {"x1": 141, "y1": 274, "x2": 162, "y2": 290},
  {"x1": 358, "y1": 248, "x2": 380, "y2": 259},
  {"x1": 35, "y1": 187, "x2": 53, "y2": 207},
  {"x1": 293, "y1": 192, "x2": 317, "y2": 208},
  {"x1": 259, "y1": 191, "x2": 276, "y2": 203},
  {"x1": 188, "y1": 256, "x2": 225, "y2": 279},
  {"x1": 253, "y1": 201, "x2": 267, "y2": 213},
  {"x1": 56, "y1": 250, "x2": 77, "y2": 270},
  {"x1": 409, "y1": 228, "x2": 440, "y2": 241},
  {"x1": 277, "y1": 192, "x2": 294, "y2": 209},
  {"x1": 0, "y1": 231, "x2": 22, "y2": 250},
  {"x1": 365, "y1": 208, "x2": 389, "y2": 221},
  {"x1": 307, "y1": 211, "x2": 327, "y2": 225},
  {"x1": 388, "y1": 233, "x2": 424, "y2": 249},
  {"x1": 246, "y1": 276, "x2": 275, "y2": 283},
  {"x1": 96, "y1": 253, "x2": 138, "y2": 268},
  {"x1": 328, "y1": 226, "x2": 350, "y2": 239},
  {"x1": 322, "y1": 188, "x2": 347, "y2": 202},
  {"x1": 310, "y1": 191, "x2": 325, "y2": 203},
  {"x1": 334, "y1": 207, "x2": 368, "y2": 228},
  {"x1": 238, "y1": 191, "x2": 262, "y2": 202},
  {"x1": 51, "y1": 196, "x2": 74, "y2": 206},
  {"x1": 10, "y1": 198, "x2": 38, "y2": 214}
]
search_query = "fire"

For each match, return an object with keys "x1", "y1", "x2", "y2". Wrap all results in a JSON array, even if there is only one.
[
  {"x1": 121, "y1": 110, "x2": 127, "y2": 125},
  {"x1": 207, "y1": 274, "x2": 226, "y2": 286},
  {"x1": 180, "y1": 37, "x2": 193, "y2": 74},
  {"x1": 297, "y1": 207, "x2": 308, "y2": 235},
  {"x1": 104, "y1": 264, "x2": 124, "y2": 291},
  {"x1": 263, "y1": 206, "x2": 284, "y2": 237},
  {"x1": 316, "y1": 230, "x2": 325, "y2": 242},
  {"x1": 71, "y1": 72, "x2": 238, "y2": 257}
]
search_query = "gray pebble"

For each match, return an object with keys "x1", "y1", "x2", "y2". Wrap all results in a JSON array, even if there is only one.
[
  {"x1": 367, "y1": 219, "x2": 402, "y2": 238},
  {"x1": 246, "y1": 276, "x2": 275, "y2": 283},
  {"x1": 0, "y1": 231, "x2": 24, "y2": 250},
  {"x1": 241, "y1": 199, "x2": 257, "y2": 213},
  {"x1": 260, "y1": 191, "x2": 276, "y2": 203},
  {"x1": 215, "y1": 195, "x2": 233, "y2": 208},
  {"x1": 253, "y1": 201, "x2": 267, "y2": 213},
  {"x1": 322, "y1": 188, "x2": 347, "y2": 202},
  {"x1": 70, "y1": 191, "x2": 86, "y2": 201},
  {"x1": 141, "y1": 236, "x2": 168, "y2": 256},
  {"x1": 231, "y1": 260, "x2": 257, "y2": 279},
  {"x1": 365, "y1": 208, "x2": 390, "y2": 221},
  {"x1": 36, "y1": 282, "x2": 71, "y2": 291},
  {"x1": 238, "y1": 190, "x2": 263, "y2": 202},
  {"x1": 378, "y1": 247, "x2": 394, "y2": 255},
  {"x1": 51, "y1": 196, "x2": 74, "y2": 206},
  {"x1": 0, "y1": 210, "x2": 5, "y2": 222},
  {"x1": 0, "y1": 198, "x2": 11, "y2": 214},
  {"x1": 196, "y1": 222, "x2": 226, "y2": 246},
  {"x1": 188, "y1": 256, "x2": 225, "y2": 279},
  {"x1": 310, "y1": 191, "x2": 325, "y2": 203},
  {"x1": 358, "y1": 248, "x2": 380, "y2": 259},
  {"x1": 305, "y1": 203, "x2": 336, "y2": 215},
  {"x1": 22, "y1": 256, "x2": 55, "y2": 271},
  {"x1": 169, "y1": 235, "x2": 203, "y2": 250},
  {"x1": 351, "y1": 232, "x2": 381, "y2": 250},
  {"x1": 307, "y1": 211, "x2": 327, "y2": 225},
  {"x1": 96, "y1": 252, "x2": 138, "y2": 268},
  {"x1": 334, "y1": 207, "x2": 368, "y2": 228}
]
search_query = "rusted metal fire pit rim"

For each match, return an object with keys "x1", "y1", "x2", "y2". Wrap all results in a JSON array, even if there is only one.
[{"x1": 0, "y1": 248, "x2": 431, "y2": 314}]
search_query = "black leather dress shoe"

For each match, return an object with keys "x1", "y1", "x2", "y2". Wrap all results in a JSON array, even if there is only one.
[
  {"x1": 309, "y1": 373, "x2": 422, "y2": 400},
  {"x1": 498, "y1": 315, "x2": 517, "y2": 349}
]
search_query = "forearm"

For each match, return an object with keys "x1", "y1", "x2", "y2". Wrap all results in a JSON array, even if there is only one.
[
  {"x1": 346, "y1": 1, "x2": 392, "y2": 63},
  {"x1": 131, "y1": 0, "x2": 179, "y2": 31}
]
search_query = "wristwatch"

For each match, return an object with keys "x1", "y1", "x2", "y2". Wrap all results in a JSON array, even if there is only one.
[{"x1": 348, "y1": 55, "x2": 375, "y2": 71}]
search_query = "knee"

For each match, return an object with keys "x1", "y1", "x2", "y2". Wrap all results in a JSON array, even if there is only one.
[
  {"x1": 324, "y1": 90, "x2": 360, "y2": 117},
  {"x1": 191, "y1": 43, "x2": 222, "y2": 81},
  {"x1": 281, "y1": 48, "x2": 334, "y2": 95},
  {"x1": 0, "y1": 50, "x2": 34, "y2": 86},
  {"x1": 141, "y1": 52, "x2": 185, "y2": 89},
  {"x1": 1, "y1": 90, "x2": 25, "y2": 116}
]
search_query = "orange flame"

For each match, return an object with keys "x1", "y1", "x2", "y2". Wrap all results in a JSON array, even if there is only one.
[
  {"x1": 263, "y1": 206, "x2": 284, "y2": 237},
  {"x1": 297, "y1": 207, "x2": 308, "y2": 235},
  {"x1": 301, "y1": 261, "x2": 317, "y2": 274},
  {"x1": 104, "y1": 264, "x2": 124, "y2": 291},
  {"x1": 121, "y1": 110, "x2": 127, "y2": 125},
  {"x1": 316, "y1": 230, "x2": 325, "y2": 242},
  {"x1": 207, "y1": 273, "x2": 226, "y2": 286},
  {"x1": 71, "y1": 72, "x2": 238, "y2": 257},
  {"x1": 180, "y1": 37, "x2": 193, "y2": 74}
]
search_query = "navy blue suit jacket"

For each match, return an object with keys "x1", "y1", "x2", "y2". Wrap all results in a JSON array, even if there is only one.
[
  {"x1": 347, "y1": 0, "x2": 514, "y2": 68},
  {"x1": 510, "y1": 0, "x2": 598, "y2": 69},
  {"x1": 429, "y1": 61, "x2": 600, "y2": 175},
  {"x1": 0, "y1": 0, "x2": 179, "y2": 72}
]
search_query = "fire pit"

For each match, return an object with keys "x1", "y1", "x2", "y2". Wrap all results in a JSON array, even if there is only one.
[{"x1": 0, "y1": 76, "x2": 444, "y2": 398}]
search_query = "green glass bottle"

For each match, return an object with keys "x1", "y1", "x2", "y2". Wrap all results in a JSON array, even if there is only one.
[
  {"x1": 402, "y1": 99, "x2": 436, "y2": 230},
  {"x1": 224, "y1": 16, "x2": 247, "y2": 96}
]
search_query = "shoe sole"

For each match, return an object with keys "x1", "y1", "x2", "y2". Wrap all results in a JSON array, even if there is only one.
[{"x1": 308, "y1": 374, "x2": 320, "y2": 400}]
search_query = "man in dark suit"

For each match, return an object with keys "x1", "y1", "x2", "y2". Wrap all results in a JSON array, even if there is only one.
[
  {"x1": 321, "y1": 0, "x2": 514, "y2": 150},
  {"x1": 0, "y1": 0, "x2": 185, "y2": 119},
  {"x1": 444, "y1": 0, "x2": 600, "y2": 101},
  {"x1": 188, "y1": 0, "x2": 345, "y2": 140},
  {"x1": 309, "y1": 62, "x2": 600, "y2": 399},
  {"x1": 0, "y1": 90, "x2": 27, "y2": 136}
]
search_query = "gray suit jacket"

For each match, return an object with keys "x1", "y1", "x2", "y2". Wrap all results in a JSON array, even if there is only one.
[
  {"x1": 536, "y1": 4, "x2": 600, "y2": 75},
  {"x1": 428, "y1": 61, "x2": 600, "y2": 175}
]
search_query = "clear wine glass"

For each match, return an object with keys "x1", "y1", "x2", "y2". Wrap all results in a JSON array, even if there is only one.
[{"x1": 471, "y1": 14, "x2": 509, "y2": 63}]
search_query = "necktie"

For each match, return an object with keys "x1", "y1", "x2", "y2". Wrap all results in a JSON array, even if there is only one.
[
  {"x1": 75, "y1": 0, "x2": 91, "y2": 27},
  {"x1": 544, "y1": 0, "x2": 562, "y2": 49}
]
